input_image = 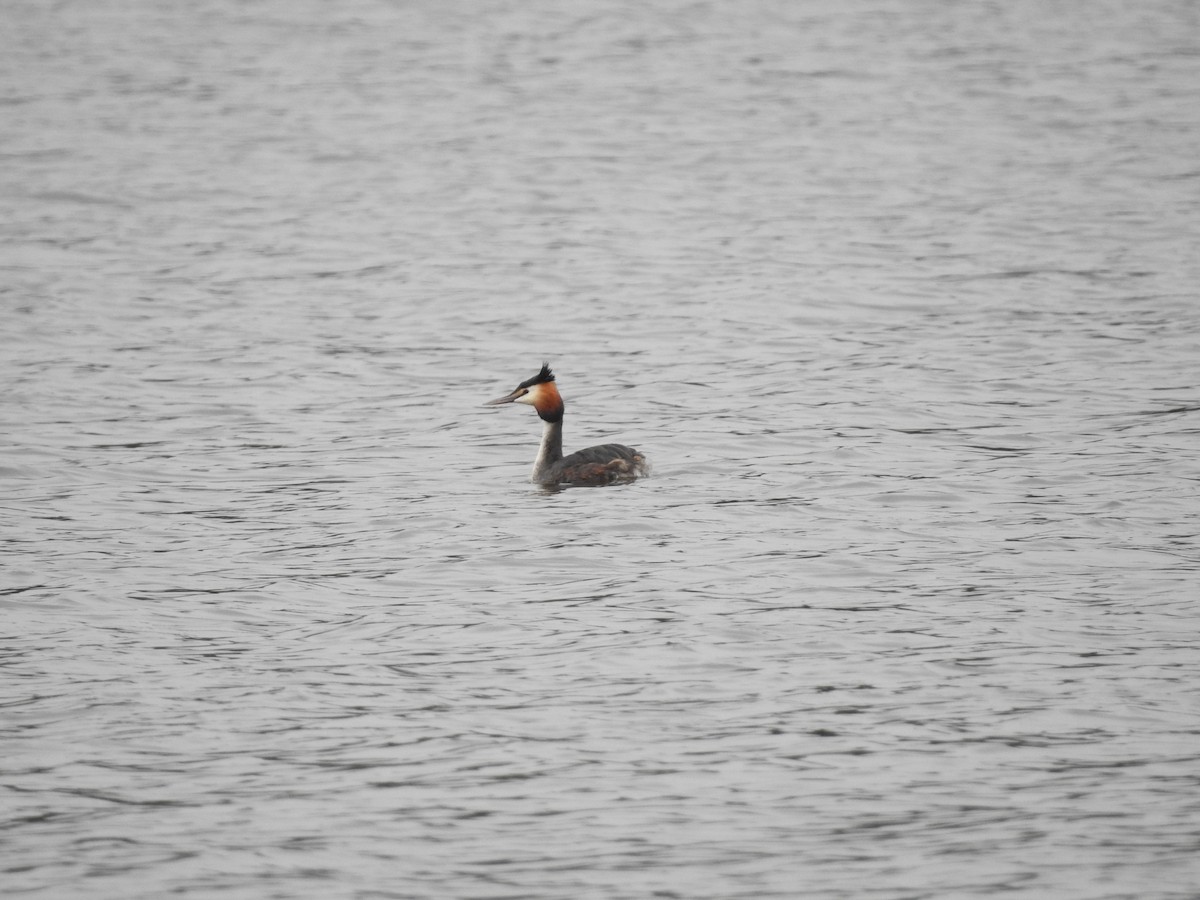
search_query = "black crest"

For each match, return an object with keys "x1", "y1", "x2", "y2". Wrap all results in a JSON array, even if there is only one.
[{"x1": 518, "y1": 362, "x2": 555, "y2": 390}]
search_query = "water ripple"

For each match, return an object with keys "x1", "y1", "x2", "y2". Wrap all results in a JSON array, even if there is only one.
[{"x1": 4, "y1": 0, "x2": 1200, "y2": 898}]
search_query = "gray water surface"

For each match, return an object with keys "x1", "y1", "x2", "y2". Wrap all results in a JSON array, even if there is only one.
[{"x1": 4, "y1": 1, "x2": 1200, "y2": 898}]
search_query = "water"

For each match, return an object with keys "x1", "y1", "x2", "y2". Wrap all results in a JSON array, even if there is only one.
[{"x1": 3, "y1": 0, "x2": 1200, "y2": 897}]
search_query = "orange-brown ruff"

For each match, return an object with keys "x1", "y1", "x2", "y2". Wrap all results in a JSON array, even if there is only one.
[{"x1": 485, "y1": 364, "x2": 649, "y2": 487}]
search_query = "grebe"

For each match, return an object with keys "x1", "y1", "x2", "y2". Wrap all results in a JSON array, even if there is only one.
[{"x1": 485, "y1": 363, "x2": 649, "y2": 487}]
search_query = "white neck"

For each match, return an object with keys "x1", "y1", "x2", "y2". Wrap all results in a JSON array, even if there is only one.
[{"x1": 531, "y1": 417, "x2": 563, "y2": 483}]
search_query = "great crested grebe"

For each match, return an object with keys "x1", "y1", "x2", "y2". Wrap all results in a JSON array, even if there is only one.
[{"x1": 485, "y1": 363, "x2": 649, "y2": 487}]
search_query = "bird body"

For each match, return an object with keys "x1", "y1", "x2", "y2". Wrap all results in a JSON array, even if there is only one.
[{"x1": 486, "y1": 364, "x2": 648, "y2": 487}]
